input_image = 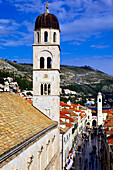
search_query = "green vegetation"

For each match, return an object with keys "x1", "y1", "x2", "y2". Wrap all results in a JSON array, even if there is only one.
[
  {"x1": 0, "y1": 70, "x2": 32, "y2": 90},
  {"x1": 14, "y1": 76, "x2": 32, "y2": 90}
]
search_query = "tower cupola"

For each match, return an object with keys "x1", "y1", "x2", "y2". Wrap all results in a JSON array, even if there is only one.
[
  {"x1": 35, "y1": 13, "x2": 60, "y2": 31},
  {"x1": 34, "y1": 3, "x2": 60, "y2": 45}
]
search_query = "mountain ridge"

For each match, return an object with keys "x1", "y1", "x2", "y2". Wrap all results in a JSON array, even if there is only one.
[{"x1": 0, "y1": 58, "x2": 113, "y2": 95}]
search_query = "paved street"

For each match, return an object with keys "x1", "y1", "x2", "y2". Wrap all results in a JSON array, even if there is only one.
[{"x1": 72, "y1": 128, "x2": 105, "y2": 170}]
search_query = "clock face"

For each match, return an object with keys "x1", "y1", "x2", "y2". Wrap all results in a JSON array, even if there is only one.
[{"x1": 44, "y1": 74, "x2": 48, "y2": 78}]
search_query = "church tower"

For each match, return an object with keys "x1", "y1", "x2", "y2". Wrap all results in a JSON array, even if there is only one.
[
  {"x1": 97, "y1": 92, "x2": 103, "y2": 126},
  {"x1": 33, "y1": 4, "x2": 60, "y2": 122}
]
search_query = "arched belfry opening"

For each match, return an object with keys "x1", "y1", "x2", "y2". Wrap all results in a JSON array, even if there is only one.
[
  {"x1": 37, "y1": 32, "x2": 39, "y2": 43},
  {"x1": 40, "y1": 57, "x2": 44, "y2": 68},
  {"x1": 92, "y1": 120, "x2": 96, "y2": 127},
  {"x1": 41, "y1": 84, "x2": 43, "y2": 95},
  {"x1": 48, "y1": 84, "x2": 51, "y2": 95},
  {"x1": 47, "y1": 57, "x2": 52, "y2": 68},
  {"x1": 44, "y1": 84, "x2": 47, "y2": 95},
  {"x1": 44, "y1": 31, "x2": 48, "y2": 42},
  {"x1": 53, "y1": 32, "x2": 56, "y2": 42}
]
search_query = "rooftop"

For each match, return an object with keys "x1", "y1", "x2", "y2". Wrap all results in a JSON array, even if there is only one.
[{"x1": 0, "y1": 93, "x2": 56, "y2": 157}]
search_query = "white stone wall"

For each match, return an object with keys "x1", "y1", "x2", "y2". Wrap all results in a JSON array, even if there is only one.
[
  {"x1": 33, "y1": 70, "x2": 60, "y2": 95},
  {"x1": 86, "y1": 109, "x2": 92, "y2": 128},
  {"x1": 33, "y1": 27, "x2": 60, "y2": 122},
  {"x1": 1, "y1": 127, "x2": 60, "y2": 170},
  {"x1": 4, "y1": 81, "x2": 9, "y2": 92},
  {"x1": 33, "y1": 96, "x2": 60, "y2": 122},
  {"x1": 60, "y1": 128, "x2": 73, "y2": 169},
  {"x1": 33, "y1": 46, "x2": 60, "y2": 70}
]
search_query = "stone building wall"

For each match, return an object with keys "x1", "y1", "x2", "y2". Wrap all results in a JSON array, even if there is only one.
[{"x1": 1, "y1": 127, "x2": 60, "y2": 170}]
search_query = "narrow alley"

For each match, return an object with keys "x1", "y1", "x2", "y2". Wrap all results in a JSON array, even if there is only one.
[{"x1": 72, "y1": 128, "x2": 105, "y2": 170}]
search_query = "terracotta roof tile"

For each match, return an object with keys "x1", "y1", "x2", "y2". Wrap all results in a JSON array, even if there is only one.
[
  {"x1": 0, "y1": 93, "x2": 56, "y2": 157},
  {"x1": 60, "y1": 101, "x2": 70, "y2": 107}
]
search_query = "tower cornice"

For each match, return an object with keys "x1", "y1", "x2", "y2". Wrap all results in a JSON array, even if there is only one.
[
  {"x1": 33, "y1": 69, "x2": 61, "y2": 73},
  {"x1": 32, "y1": 44, "x2": 61, "y2": 51}
]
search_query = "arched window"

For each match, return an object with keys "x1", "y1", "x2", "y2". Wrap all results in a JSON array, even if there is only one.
[
  {"x1": 47, "y1": 57, "x2": 51, "y2": 68},
  {"x1": 37, "y1": 32, "x2": 39, "y2": 43},
  {"x1": 87, "y1": 122, "x2": 90, "y2": 125},
  {"x1": 41, "y1": 84, "x2": 43, "y2": 95},
  {"x1": 99, "y1": 99, "x2": 101, "y2": 102},
  {"x1": 48, "y1": 84, "x2": 51, "y2": 95},
  {"x1": 92, "y1": 120, "x2": 96, "y2": 126},
  {"x1": 53, "y1": 32, "x2": 56, "y2": 42},
  {"x1": 44, "y1": 84, "x2": 47, "y2": 95},
  {"x1": 44, "y1": 31, "x2": 48, "y2": 42},
  {"x1": 40, "y1": 57, "x2": 44, "y2": 69}
]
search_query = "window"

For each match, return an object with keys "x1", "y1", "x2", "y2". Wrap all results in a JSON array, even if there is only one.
[
  {"x1": 44, "y1": 31, "x2": 48, "y2": 42},
  {"x1": 37, "y1": 32, "x2": 39, "y2": 43},
  {"x1": 44, "y1": 84, "x2": 47, "y2": 95},
  {"x1": 41, "y1": 83, "x2": 51, "y2": 95},
  {"x1": 41, "y1": 84, "x2": 43, "y2": 95},
  {"x1": 87, "y1": 122, "x2": 90, "y2": 125},
  {"x1": 47, "y1": 57, "x2": 51, "y2": 68},
  {"x1": 53, "y1": 32, "x2": 56, "y2": 42},
  {"x1": 40, "y1": 57, "x2": 44, "y2": 69},
  {"x1": 72, "y1": 128, "x2": 75, "y2": 134},
  {"x1": 99, "y1": 99, "x2": 101, "y2": 102},
  {"x1": 48, "y1": 84, "x2": 51, "y2": 95}
]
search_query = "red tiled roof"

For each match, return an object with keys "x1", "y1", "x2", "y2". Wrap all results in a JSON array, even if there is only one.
[
  {"x1": 60, "y1": 119, "x2": 73, "y2": 127},
  {"x1": 107, "y1": 134, "x2": 113, "y2": 144},
  {"x1": 108, "y1": 138, "x2": 113, "y2": 144},
  {"x1": 81, "y1": 111, "x2": 85, "y2": 113},
  {"x1": 103, "y1": 123, "x2": 113, "y2": 127},
  {"x1": 104, "y1": 128, "x2": 109, "y2": 131},
  {"x1": 80, "y1": 113, "x2": 86, "y2": 119},
  {"x1": 60, "y1": 115, "x2": 75, "y2": 122},
  {"x1": 60, "y1": 110, "x2": 70, "y2": 115},
  {"x1": 66, "y1": 122, "x2": 73, "y2": 127},
  {"x1": 60, "y1": 101, "x2": 71, "y2": 107},
  {"x1": 106, "y1": 128, "x2": 113, "y2": 134},
  {"x1": 28, "y1": 100, "x2": 33, "y2": 104}
]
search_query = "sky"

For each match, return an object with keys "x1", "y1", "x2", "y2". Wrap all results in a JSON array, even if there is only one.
[{"x1": 0, "y1": 0, "x2": 113, "y2": 75}]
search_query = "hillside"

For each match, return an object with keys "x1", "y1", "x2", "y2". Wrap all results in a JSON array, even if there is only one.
[
  {"x1": 60, "y1": 65, "x2": 113, "y2": 95},
  {"x1": 0, "y1": 58, "x2": 113, "y2": 95},
  {"x1": 0, "y1": 58, "x2": 32, "y2": 90}
]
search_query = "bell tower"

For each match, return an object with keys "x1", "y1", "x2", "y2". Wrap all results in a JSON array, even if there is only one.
[
  {"x1": 33, "y1": 4, "x2": 60, "y2": 122},
  {"x1": 97, "y1": 92, "x2": 103, "y2": 126}
]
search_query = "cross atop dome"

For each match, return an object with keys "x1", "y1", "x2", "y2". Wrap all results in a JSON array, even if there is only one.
[{"x1": 46, "y1": 1, "x2": 50, "y2": 13}]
